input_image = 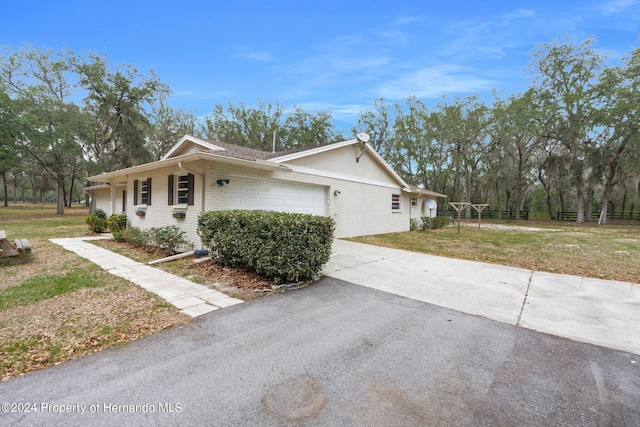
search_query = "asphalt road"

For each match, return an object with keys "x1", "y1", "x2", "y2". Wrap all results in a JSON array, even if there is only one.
[{"x1": 1, "y1": 277, "x2": 639, "y2": 426}]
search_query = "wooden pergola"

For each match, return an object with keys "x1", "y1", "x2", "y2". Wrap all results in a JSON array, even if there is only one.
[
  {"x1": 448, "y1": 202, "x2": 470, "y2": 234},
  {"x1": 471, "y1": 204, "x2": 490, "y2": 228}
]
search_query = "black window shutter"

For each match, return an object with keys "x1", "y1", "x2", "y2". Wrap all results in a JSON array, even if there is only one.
[
  {"x1": 147, "y1": 178, "x2": 152, "y2": 205},
  {"x1": 168, "y1": 175, "x2": 174, "y2": 205},
  {"x1": 187, "y1": 173, "x2": 195, "y2": 206},
  {"x1": 133, "y1": 180, "x2": 139, "y2": 205},
  {"x1": 122, "y1": 190, "x2": 126, "y2": 212}
]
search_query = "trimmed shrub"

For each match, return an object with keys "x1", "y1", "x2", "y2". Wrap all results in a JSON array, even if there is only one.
[
  {"x1": 148, "y1": 226, "x2": 188, "y2": 254},
  {"x1": 198, "y1": 210, "x2": 335, "y2": 283}
]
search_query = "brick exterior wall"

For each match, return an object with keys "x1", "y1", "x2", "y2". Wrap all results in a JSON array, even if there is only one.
[{"x1": 93, "y1": 145, "x2": 440, "y2": 248}]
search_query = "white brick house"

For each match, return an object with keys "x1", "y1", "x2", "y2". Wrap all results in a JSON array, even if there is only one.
[{"x1": 86, "y1": 135, "x2": 446, "y2": 248}]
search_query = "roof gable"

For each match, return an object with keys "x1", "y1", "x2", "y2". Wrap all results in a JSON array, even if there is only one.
[
  {"x1": 162, "y1": 135, "x2": 410, "y2": 188},
  {"x1": 271, "y1": 139, "x2": 409, "y2": 188},
  {"x1": 161, "y1": 135, "x2": 225, "y2": 160}
]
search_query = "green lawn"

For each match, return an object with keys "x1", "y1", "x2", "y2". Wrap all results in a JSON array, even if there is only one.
[{"x1": 350, "y1": 220, "x2": 640, "y2": 284}]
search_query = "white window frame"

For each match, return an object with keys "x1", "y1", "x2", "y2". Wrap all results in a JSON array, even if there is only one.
[
  {"x1": 140, "y1": 179, "x2": 149, "y2": 205},
  {"x1": 411, "y1": 197, "x2": 417, "y2": 207},
  {"x1": 176, "y1": 174, "x2": 190, "y2": 205},
  {"x1": 392, "y1": 194, "x2": 401, "y2": 211}
]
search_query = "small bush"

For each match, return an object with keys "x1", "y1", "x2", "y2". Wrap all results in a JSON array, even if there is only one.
[
  {"x1": 94, "y1": 208, "x2": 107, "y2": 219},
  {"x1": 420, "y1": 216, "x2": 449, "y2": 230},
  {"x1": 121, "y1": 227, "x2": 150, "y2": 249},
  {"x1": 431, "y1": 216, "x2": 449, "y2": 229},
  {"x1": 198, "y1": 210, "x2": 335, "y2": 283},
  {"x1": 410, "y1": 218, "x2": 420, "y2": 231},
  {"x1": 107, "y1": 214, "x2": 127, "y2": 233},
  {"x1": 86, "y1": 214, "x2": 108, "y2": 233},
  {"x1": 148, "y1": 226, "x2": 188, "y2": 254},
  {"x1": 107, "y1": 214, "x2": 128, "y2": 241}
]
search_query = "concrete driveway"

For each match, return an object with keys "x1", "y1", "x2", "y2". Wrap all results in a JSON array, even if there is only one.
[
  {"x1": 324, "y1": 239, "x2": 640, "y2": 355},
  {"x1": 1, "y1": 278, "x2": 638, "y2": 426}
]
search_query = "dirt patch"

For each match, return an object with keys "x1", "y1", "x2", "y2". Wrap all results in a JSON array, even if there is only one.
[
  {"x1": 93, "y1": 239, "x2": 280, "y2": 301},
  {"x1": 461, "y1": 223, "x2": 560, "y2": 232},
  {"x1": 189, "y1": 260, "x2": 277, "y2": 301}
]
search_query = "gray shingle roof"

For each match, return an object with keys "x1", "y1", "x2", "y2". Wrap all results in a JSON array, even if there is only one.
[
  {"x1": 201, "y1": 139, "x2": 275, "y2": 161},
  {"x1": 199, "y1": 138, "x2": 344, "y2": 161}
]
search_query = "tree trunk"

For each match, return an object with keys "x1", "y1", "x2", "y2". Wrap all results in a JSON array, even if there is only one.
[
  {"x1": 68, "y1": 171, "x2": 76, "y2": 207},
  {"x1": 56, "y1": 171, "x2": 65, "y2": 215},
  {"x1": 1, "y1": 171, "x2": 7, "y2": 207},
  {"x1": 496, "y1": 182, "x2": 501, "y2": 220},
  {"x1": 600, "y1": 155, "x2": 619, "y2": 225},
  {"x1": 559, "y1": 188, "x2": 566, "y2": 214},
  {"x1": 465, "y1": 167, "x2": 471, "y2": 220},
  {"x1": 516, "y1": 151, "x2": 524, "y2": 220},
  {"x1": 586, "y1": 188, "x2": 594, "y2": 222},
  {"x1": 576, "y1": 186, "x2": 584, "y2": 223},
  {"x1": 538, "y1": 169, "x2": 553, "y2": 219}
]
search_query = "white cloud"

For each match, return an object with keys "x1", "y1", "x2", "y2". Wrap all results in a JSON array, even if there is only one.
[
  {"x1": 293, "y1": 101, "x2": 367, "y2": 122},
  {"x1": 599, "y1": 0, "x2": 636, "y2": 15},
  {"x1": 238, "y1": 52, "x2": 273, "y2": 62},
  {"x1": 374, "y1": 64, "x2": 494, "y2": 100},
  {"x1": 394, "y1": 16, "x2": 421, "y2": 26},
  {"x1": 501, "y1": 9, "x2": 535, "y2": 20}
]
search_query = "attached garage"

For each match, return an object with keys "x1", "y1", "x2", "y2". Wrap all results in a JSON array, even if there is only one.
[{"x1": 228, "y1": 177, "x2": 327, "y2": 216}]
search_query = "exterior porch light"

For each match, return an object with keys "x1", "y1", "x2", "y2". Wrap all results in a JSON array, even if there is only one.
[{"x1": 216, "y1": 179, "x2": 230, "y2": 186}]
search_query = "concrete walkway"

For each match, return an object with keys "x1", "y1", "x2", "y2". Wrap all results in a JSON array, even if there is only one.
[
  {"x1": 50, "y1": 237, "x2": 242, "y2": 317},
  {"x1": 324, "y1": 239, "x2": 640, "y2": 355}
]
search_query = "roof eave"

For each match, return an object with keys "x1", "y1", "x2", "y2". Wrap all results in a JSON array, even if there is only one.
[
  {"x1": 402, "y1": 187, "x2": 448, "y2": 198},
  {"x1": 87, "y1": 152, "x2": 290, "y2": 183}
]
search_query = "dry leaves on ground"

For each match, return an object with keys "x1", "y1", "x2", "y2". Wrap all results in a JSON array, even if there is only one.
[{"x1": 1, "y1": 270, "x2": 190, "y2": 381}]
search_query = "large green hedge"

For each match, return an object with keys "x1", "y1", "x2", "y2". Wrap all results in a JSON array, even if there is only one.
[{"x1": 198, "y1": 210, "x2": 335, "y2": 283}]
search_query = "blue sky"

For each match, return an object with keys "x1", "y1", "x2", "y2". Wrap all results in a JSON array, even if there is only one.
[{"x1": 3, "y1": 0, "x2": 640, "y2": 130}]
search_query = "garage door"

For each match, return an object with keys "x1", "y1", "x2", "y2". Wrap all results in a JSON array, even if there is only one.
[{"x1": 228, "y1": 177, "x2": 327, "y2": 216}]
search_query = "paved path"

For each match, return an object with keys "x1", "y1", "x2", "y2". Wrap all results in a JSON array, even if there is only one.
[
  {"x1": 50, "y1": 237, "x2": 242, "y2": 317},
  {"x1": 324, "y1": 239, "x2": 640, "y2": 355}
]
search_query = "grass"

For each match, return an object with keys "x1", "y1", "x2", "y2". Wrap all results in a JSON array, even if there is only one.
[
  {"x1": 0, "y1": 203, "x2": 190, "y2": 381},
  {"x1": 350, "y1": 220, "x2": 640, "y2": 284},
  {"x1": 0, "y1": 268, "x2": 104, "y2": 310}
]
